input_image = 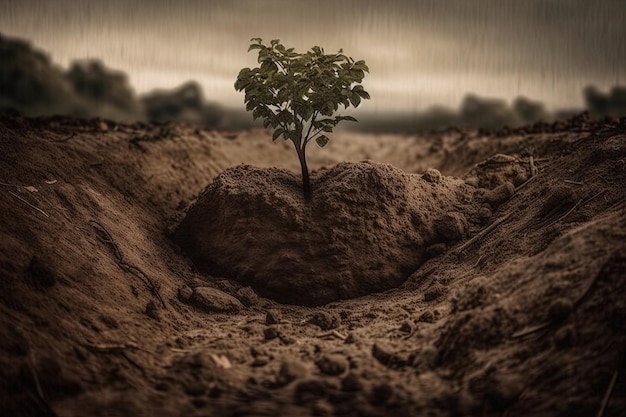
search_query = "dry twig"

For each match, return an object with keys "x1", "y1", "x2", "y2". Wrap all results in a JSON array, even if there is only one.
[
  {"x1": 515, "y1": 174, "x2": 537, "y2": 193},
  {"x1": 596, "y1": 370, "x2": 619, "y2": 417},
  {"x1": 453, "y1": 212, "x2": 514, "y2": 255},
  {"x1": 529, "y1": 155, "x2": 538, "y2": 177},
  {"x1": 9, "y1": 191, "x2": 49, "y2": 217},
  {"x1": 317, "y1": 330, "x2": 347, "y2": 340},
  {"x1": 89, "y1": 220, "x2": 167, "y2": 308},
  {"x1": 84, "y1": 341, "x2": 140, "y2": 353}
]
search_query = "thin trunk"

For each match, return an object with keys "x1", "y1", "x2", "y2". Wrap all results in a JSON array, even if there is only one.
[{"x1": 298, "y1": 146, "x2": 311, "y2": 202}]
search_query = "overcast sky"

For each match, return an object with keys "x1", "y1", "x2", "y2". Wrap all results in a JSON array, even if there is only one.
[{"x1": 1, "y1": 0, "x2": 625, "y2": 114}]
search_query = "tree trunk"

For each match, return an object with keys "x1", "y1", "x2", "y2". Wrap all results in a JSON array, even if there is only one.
[{"x1": 298, "y1": 147, "x2": 312, "y2": 202}]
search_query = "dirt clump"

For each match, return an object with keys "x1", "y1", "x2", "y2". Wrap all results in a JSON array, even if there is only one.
[{"x1": 174, "y1": 161, "x2": 484, "y2": 305}]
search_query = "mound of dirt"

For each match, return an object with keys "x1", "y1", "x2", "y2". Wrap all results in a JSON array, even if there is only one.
[{"x1": 174, "y1": 161, "x2": 486, "y2": 305}]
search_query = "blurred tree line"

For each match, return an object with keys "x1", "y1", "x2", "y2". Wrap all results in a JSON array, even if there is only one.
[{"x1": 1, "y1": 33, "x2": 625, "y2": 133}]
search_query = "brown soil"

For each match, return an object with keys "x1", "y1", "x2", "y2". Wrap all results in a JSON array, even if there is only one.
[{"x1": 0, "y1": 111, "x2": 625, "y2": 417}]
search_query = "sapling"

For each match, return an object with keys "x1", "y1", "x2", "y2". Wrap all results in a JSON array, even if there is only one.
[{"x1": 235, "y1": 38, "x2": 370, "y2": 201}]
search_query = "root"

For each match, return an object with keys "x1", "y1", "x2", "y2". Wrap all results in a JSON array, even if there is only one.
[{"x1": 89, "y1": 219, "x2": 167, "y2": 309}]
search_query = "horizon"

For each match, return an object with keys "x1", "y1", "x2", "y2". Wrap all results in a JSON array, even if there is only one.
[{"x1": 1, "y1": 0, "x2": 625, "y2": 116}]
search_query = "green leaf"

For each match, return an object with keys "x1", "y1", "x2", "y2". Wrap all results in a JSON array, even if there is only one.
[
  {"x1": 248, "y1": 44, "x2": 262, "y2": 52},
  {"x1": 349, "y1": 93, "x2": 361, "y2": 107},
  {"x1": 272, "y1": 128, "x2": 284, "y2": 141},
  {"x1": 356, "y1": 90, "x2": 371, "y2": 100},
  {"x1": 316, "y1": 135, "x2": 329, "y2": 147}
]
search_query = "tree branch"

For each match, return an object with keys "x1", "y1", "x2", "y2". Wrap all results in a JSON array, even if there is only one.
[{"x1": 303, "y1": 111, "x2": 318, "y2": 145}]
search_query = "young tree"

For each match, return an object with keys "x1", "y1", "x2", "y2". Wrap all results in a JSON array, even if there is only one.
[{"x1": 235, "y1": 38, "x2": 370, "y2": 201}]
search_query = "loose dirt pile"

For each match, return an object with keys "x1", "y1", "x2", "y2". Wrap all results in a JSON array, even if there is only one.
[{"x1": 0, "y1": 111, "x2": 625, "y2": 417}]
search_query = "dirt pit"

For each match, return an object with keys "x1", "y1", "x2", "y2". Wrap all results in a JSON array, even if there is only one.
[{"x1": 0, "y1": 111, "x2": 625, "y2": 417}]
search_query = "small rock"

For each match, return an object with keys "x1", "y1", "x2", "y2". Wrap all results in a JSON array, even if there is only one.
[
  {"x1": 372, "y1": 342, "x2": 410, "y2": 368},
  {"x1": 344, "y1": 333, "x2": 356, "y2": 344},
  {"x1": 28, "y1": 256, "x2": 57, "y2": 288},
  {"x1": 341, "y1": 372, "x2": 363, "y2": 392},
  {"x1": 553, "y1": 324, "x2": 578, "y2": 349},
  {"x1": 209, "y1": 279, "x2": 240, "y2": 294},
  {"x1": 191, "y1": 287, "x2": 243, "y2": 313},
  {"x1": 276, "y1": 359, "x2": 308, "y2": 387},
  {"x1": 295, "y1": 379, "x2": 328, "y2": 404},
  {"x1": 251, "y1": 356, "x2": 270, "y2": 367},
  {"x1": 315, "y1": 354, "x2": 347, "y2": 376},
  {"x1": 264, "y1": 327, "x2": 279, "y2": 341},
  {"x1": 424, "y1": 284, "x2": 448, "y2": 302},
  {"x1": 426, "y1": 243, "x2": 447, "y2": 257},
  {"x1": 372, "y1": 342, "x2": 394, "y2": 366},
  {"x1": 422, "y1": 168, "x2": 442, "y2": 184},
  {"x1": 417, "y1": 310, "x2": 435, "y2": 323},
  {"x1": 265, "y1": 309, "x2": 282, "y2": 325},
  {"x1": 435, "y1": 212, "x2": 468, "y2": 241},
  {"x1": 278, "y1": 333, "x2": 296, "y2": 345},
  {"x1": 477, "y1": 206, "x2": 493, "y2": 222},
  {"x1": 484, "y1": 182, "x2": 515, "y2": 206},
  {"x1": 98, "y1": 120, "x2": 108, "y2": 132},
  {"x1": 547, "y1": 298, "x2": 573, "y2": 322},
  {"x1": 236, "y1": 286, "x2": 258, "y2": 307},
  {"x1": 399, "y1": 321, "x2": 413, "y2": 333},
  {"x1": 145, "y1": 301, "x2": 160, "y2": 321},
  {"x1": 309, "y1": 311, "x2": 340, "y2": 330},
  {"x1": 99, "y1": 314, "x2": 119, "y2": 329},
  {"x1": 178, "y1": 285, "x2": 193, "y2": 302}
]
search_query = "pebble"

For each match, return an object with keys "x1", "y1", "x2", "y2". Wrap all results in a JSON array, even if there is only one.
[
  {"x1": 315, "y1": 354, "x2": 347, "y2": 376},
  {"x1": 236, "y1": 286, "x2": 258, "y2": 307},
  {"x1": 263, "y1": 327, "x2": 279, "y2": 341},
  {"x1": 309, "y1": 311, "x2": 340, "y2": 330},
  {"x1": 424, "y1": 284, "x2": 448, "y2": 302},
  {"x1": 417, "y1": 310, "x2": 435, "y2": 323},
  {"x1": 251, "y1": 356, "x2": 270, "y2": 367},
  {"x1": 276, "y1": 359, "x2": 307, "y2": 387},
  {"x1": 553, "y1": 324, "x2": 578, "y2": 349},
  {"x1": 295, "y1": 379, "x2": 328, "y2": 404},
  {"x1": 265, "y1": 309, "x2": 282, "y2": 325},
  {"x1": 484, "y1": 182, "x2": 515, "y2": 206},
  {"x1": 178, "y1": 285, "x2": 193, "y2": 302},
  {"x1": 422, "y1": 168, "x2": 442, "y2": 184},
  {"x1": 547, "y1": 298, "x2": 573, "y2": 322},
  {"x1": 426, "y1": 243, "x2": 447, "y2": 257},
  {"x1": 372, "y1": 342, "x2": 394, "y2": 366},
  {"x1": 341, "y1": 372, "x2": 363, "y2": 392},
  {"x1": 191, "y1": 286, "x2": 243, "y2": 313},
  {"x1": 145, "y1": 301, "x2": 160, "y2": 321},
  {"x1": 399, "y1": 321, "x2": 413, "y2": 333},
  {"x1": 435, "y1": 212, "x2": 468, "y2": 241}
]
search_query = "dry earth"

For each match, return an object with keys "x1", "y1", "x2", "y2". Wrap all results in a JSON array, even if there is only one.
[{"x1": 0, "y1": 111, "x2": 625, "y2": 417}]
